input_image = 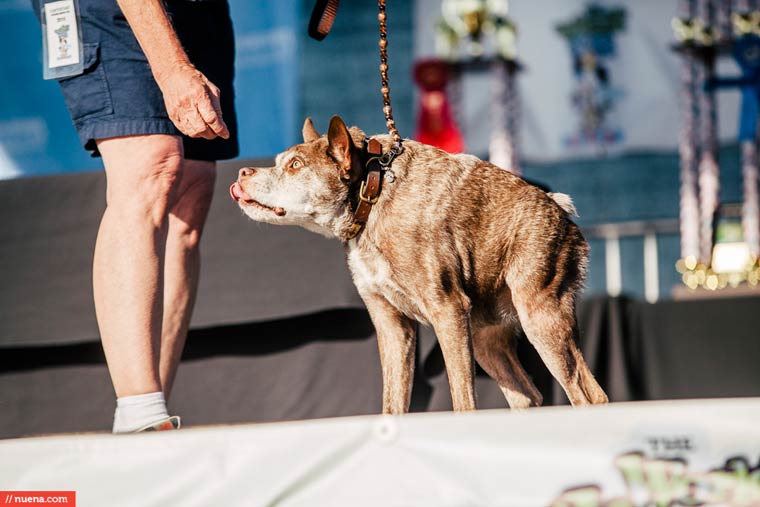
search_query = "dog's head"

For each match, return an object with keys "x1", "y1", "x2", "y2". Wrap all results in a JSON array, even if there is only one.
[{"x1": 230, "y1": 115, "x2": 364, "y2": 236}]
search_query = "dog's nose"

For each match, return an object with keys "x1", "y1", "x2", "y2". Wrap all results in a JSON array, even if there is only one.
[{"x1": 239, "y1": 167, "x2": 256, "y2": 178}]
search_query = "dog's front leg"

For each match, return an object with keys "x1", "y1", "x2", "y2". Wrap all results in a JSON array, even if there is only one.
[
  {"x1": 363, "y1": 292, "x2": 417, "y2": 414},
  {"x1": 431, "y1": 302, "x2": 477, "y2": 411}
]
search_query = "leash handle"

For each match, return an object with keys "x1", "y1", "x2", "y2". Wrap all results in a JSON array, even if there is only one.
[
  {"x1": 378, "y1": 1, "x2": 403, "y2": 147},
  {"x1": 308, "y1": 0, "x2": 340, "y2": 41}
]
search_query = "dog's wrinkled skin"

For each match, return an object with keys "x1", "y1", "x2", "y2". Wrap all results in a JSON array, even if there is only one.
[{"x1": 231, "y1": 115, "x2": 608, "y2": 413}]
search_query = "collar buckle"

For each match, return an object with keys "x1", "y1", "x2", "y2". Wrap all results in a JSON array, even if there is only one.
[{"x1": 358, "y1": 180, "x2": 380, "y2": 204}]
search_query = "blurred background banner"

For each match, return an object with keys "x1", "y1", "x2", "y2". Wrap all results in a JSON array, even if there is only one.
[
  {"x1": 0, "y1": 0, "x2": 299, "y2": 179},
  {"x1": 415, "y1": 0, "x2": 741, "y2": 160}
]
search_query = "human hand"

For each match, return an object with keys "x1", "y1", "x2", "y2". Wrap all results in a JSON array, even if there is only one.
[{"x1": 156, "y1": 63, "x2": 230, "y2": 140}]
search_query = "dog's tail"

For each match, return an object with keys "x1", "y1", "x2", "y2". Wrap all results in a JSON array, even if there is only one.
[{"x1": 548, "y1": 192, "x2": 579, "y2": 217}]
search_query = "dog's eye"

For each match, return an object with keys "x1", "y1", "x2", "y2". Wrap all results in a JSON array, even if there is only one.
[{"x1": 291, "y1": 159, "x2": 302, "y2": 169}]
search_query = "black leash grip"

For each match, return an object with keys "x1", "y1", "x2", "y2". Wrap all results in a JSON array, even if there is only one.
[{"x1": 308, "y1": 0, "x2": 340, "y2": 41}]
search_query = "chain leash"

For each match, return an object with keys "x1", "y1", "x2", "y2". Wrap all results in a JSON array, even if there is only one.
[{"x1": 378, "y1": 0, "x2": 403, "y2": 176}]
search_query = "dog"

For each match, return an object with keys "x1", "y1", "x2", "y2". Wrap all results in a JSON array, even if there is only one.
[{"x1": 230, "y1": 115, "x2": 608, "y2": 413}]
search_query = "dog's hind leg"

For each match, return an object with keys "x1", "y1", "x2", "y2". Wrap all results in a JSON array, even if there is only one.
[
  {"x1": 511, "y1": 292, "x2": 608, "y2": 406},
  {"x1": 473, "y1": 324, "x2": 543, "y2": 409},
  {"x1": 363, "y1": 293, "x2": 417, "y2": 414}
]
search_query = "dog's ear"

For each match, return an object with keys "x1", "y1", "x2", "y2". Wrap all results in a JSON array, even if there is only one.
[
  {"x1": 327, "y1": 115, "x2": 353, "y2": 180},
  {"x1": 302, "y1": 117, "x2": 320, "y2": 143}
]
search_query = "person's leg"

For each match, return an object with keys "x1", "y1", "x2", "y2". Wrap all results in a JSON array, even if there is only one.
[
  {"x1": 159, "y1": 159, "x2": 216, "y2": 398},
  {"x1": 94, "y1": 134, "x2": 184, "y2": 399},
  {"x1": 94, "y1": 134, "x2": 185, "y2": 432}
]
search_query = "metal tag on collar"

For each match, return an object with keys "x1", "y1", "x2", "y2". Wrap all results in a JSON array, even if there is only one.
[{"x1": 380, "y1": 139, "x2": 403, "y2": 182}]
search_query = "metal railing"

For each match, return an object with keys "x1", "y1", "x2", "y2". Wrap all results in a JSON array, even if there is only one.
[{"x1": 582, "y1": 219, "x2": 680, "y2": 303}]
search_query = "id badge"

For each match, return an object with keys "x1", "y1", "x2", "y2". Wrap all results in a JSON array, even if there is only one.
[{"x1": 41, "y1": 0, "x2": 84, "y2": 80}]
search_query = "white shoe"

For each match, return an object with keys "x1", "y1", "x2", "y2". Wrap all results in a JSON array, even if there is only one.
[{"x1": 134, "y1": 415, "x2": 181, "y2": 432}]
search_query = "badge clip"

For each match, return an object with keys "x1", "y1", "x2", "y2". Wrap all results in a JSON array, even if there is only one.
[{"x1": 41, "y1": 0, "x2": 84, "y2": 80}]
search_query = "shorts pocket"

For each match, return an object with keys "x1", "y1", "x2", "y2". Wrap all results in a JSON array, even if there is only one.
[{"x1": 58, "y1": 43, "x2": 113, "y2": 121}]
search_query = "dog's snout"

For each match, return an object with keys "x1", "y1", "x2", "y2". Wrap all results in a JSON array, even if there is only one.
[{"x1": 239, "y1": 167, "x2": 256, "y2": 178}]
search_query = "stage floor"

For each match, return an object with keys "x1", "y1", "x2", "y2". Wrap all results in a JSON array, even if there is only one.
[{"x1": 1, "y1": 398, "x2": 758, "y2": 507}]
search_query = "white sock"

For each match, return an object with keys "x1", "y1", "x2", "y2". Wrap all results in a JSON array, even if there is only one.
[{"x1": 112, "y1": 392, "x2": 170, "y2": 433}]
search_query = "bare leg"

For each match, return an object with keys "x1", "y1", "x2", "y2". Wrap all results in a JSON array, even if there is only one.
[
  {"x1": 473, "y1": 324, "x2": 543, "y2": 409},
  {"x1": 362, "y1": 293, "x2": 417, "y2": 414},
  {"x1": 159, "y1": 159, "x2": 216, "y2": 397},
  {"x1": 94, "y1": 135, "x2": 183, "y2": 398}
]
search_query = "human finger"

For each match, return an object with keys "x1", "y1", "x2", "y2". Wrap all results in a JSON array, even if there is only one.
[
  {"x1": 182, "y1": 108, "x2": 216, "y2": 139},
  {"x1": 198, "y1": 93, "x2": 230, "y2": 139}
]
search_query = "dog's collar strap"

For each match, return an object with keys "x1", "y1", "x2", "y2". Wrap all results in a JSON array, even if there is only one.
[{"x1": 346, "y1": 138, "x2": 384, "y2": 240}]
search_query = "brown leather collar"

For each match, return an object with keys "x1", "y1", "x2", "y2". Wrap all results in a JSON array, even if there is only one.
[{"x1": 345, "y1": 138, "x2": 384, "y2": 240}]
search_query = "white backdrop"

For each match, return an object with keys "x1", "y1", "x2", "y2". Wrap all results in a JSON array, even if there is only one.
[{"x1": 414, "y1": 0, "x2": 742, "y2": 161}]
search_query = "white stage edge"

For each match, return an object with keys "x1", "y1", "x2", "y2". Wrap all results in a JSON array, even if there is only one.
[{"x1": 1, "y1": 399, "x2": 759, "y2": 507}]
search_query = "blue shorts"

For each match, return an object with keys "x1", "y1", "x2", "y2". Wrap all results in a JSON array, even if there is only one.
[{"x1": 43, "y1": 0, "x2": 239, "y2": 161}]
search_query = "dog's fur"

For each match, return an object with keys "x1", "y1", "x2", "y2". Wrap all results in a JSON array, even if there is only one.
[{"x1": 230, "y1": 116, "x2": 608, "y2": 412}]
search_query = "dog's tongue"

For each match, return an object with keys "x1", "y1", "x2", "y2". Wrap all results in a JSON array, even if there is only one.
[{"x1": 229, "y1": 182, "x2": 252, "y2": 202}]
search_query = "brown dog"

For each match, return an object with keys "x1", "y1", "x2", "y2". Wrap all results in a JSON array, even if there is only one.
[{"x1": 230, "y1": 115, "x2": 608, "y2": 413}]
